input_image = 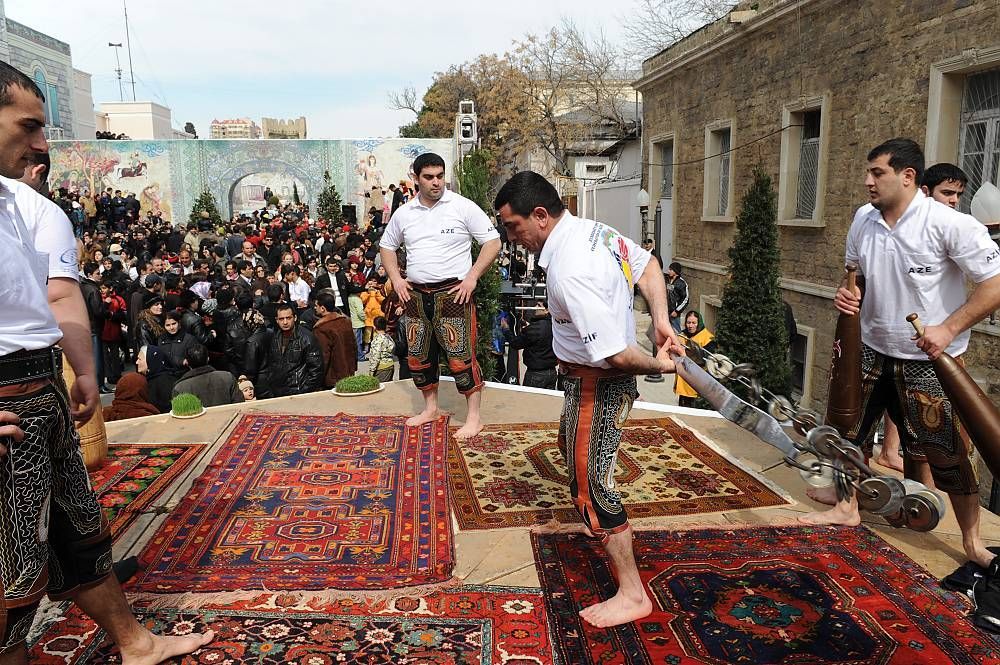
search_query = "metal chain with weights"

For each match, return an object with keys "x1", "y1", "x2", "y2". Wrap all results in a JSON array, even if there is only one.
[{"x1": 672, "y1": 334, "x2": 946, "y2": 532}]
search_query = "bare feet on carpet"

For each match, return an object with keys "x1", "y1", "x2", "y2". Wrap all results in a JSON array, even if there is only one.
[
  {"x1": 121, "y1": 630, "x2": 215, "y2": 665},
  {"x1": 453, "y1": 419, "x2": 483, "y2": 439},
  {"x1": 966, "y1": 541, "x2": 998, "y2": 569},
  {"x1": 798, "y1": 503, "x2": 861, "y2": 527},
  {"x1": 579, "y1": 590, "x2": 653, "y2": 628},
  {"x1": 874, "y1": 450, "x2": 904, "y2": 473},
  {"x1": 805, "y1": 485, "x2": 839, "y2": 506},
  {"x1": 406, "y1": 410, "x2": 440, "y2": 427}
]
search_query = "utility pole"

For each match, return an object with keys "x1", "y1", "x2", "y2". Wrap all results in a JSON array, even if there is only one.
[
  {"x1": 108, "y1": 42, "x2": 124, "y2": 102},
  {"x1": 123, "y1": 0, "x2": 136, "y2": 101}
]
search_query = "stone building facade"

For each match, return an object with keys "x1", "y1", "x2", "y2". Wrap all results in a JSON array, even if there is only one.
[
  {"x1": 635, "y1": 0, "x2": 1000, "y2": 415},
  {"x1": 262, "y1": 116, "x2": 308, "y2": 139},
  {"x1": 0, "y1": 0, "x2": 94, "y2": 140}
]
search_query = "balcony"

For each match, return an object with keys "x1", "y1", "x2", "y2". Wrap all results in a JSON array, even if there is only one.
[{"x1": 44, "y1": 126, "x2": 66, "y2": 141}]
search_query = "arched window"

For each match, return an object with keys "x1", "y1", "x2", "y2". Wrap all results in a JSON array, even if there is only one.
[{"x1": 30, "y1": 66, "x2": 60, "y2": 128}]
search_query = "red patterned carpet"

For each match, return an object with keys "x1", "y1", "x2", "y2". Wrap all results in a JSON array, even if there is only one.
[
  {"x1": 533, "y1": 526, "x2": 1000, "y2": 665},
  {"x1": 449, "y1": 417, "x2": 788, "y2": 530},
  {"x1": 133, "y1": 413, "x2": 454, "y2": 592},
  {"x1": 29, "y1": 586, "x2": 552, "y2": 664},
  {"x1": 90, "y1": 443, "x2": 205, "y2": 540}
]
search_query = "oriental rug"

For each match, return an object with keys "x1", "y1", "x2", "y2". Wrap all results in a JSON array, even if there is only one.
[
  {"x1": 133, "y1": 413, "x2": 454, "y2": 592},
  {"x1": 449, "y1": 417, "x2": 788, "y2": 530},
  {"x1": 533, "y1": 526, "x2": 1000, "y2": 665},
  {"x1": 29, "y1": 586, "x2": 553, "y2": 664},
  {"x1": 90, "y1": 443, "x2": 205, "y2": 540}
]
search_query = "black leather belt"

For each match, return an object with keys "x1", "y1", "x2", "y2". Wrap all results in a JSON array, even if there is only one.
[{"x1": 0, "y1": 347, "x2": 63, "y2": 386}]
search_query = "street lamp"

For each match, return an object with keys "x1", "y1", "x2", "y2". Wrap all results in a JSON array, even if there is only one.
[
  {"x1": 108, "y1": 42, "x2": 124, "y2": 102},
  {"x1": 636, "y1": 188, "x2": 650, "y2": 242}
]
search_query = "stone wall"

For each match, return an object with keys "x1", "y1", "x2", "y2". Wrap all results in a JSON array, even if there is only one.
[
  {"x1": 638, "y1": 0, "x2": 1000, "y2": 407},
  {"x1": 6, "y1": 19, "x2": 75, "y2": 138}
]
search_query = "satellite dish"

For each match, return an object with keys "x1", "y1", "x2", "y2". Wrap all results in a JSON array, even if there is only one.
[{"x1": 971, "y1": 181, "x2": 1000, "y2": 226}]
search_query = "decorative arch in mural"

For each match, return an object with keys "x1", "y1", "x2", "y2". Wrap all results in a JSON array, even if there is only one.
[{"x1": 215, "y1": 159, "x2": 321, "y2": 218}]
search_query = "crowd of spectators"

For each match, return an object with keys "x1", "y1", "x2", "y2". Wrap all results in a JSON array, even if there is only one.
[{"x1": 55, "y1": 187, "x2": 413, "y2": 420}]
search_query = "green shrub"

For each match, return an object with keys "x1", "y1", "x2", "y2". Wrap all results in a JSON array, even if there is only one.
[
  {"x1": 335, "y1": 375, "x2": 380, "y2": 393},
  {"x1": 171, "y1": 393, "x2": 204, "y2": 416}
]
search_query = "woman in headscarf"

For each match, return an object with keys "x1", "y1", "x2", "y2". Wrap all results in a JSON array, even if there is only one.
[
  {"x1": 103, "y1": 372, "x2": 160, "y2": 421},
  {"x1": 674, "y1": 310, "x2": 717, "y2": 408},
  {"x1": 136, "y1": 345, "x2": 177, "y2": 413}
]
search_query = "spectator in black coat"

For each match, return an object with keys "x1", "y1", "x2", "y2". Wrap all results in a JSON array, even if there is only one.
[
  {"x1": 177, "y1": 290, "x2": 213, "y2": 346},
  {"x1": 172, "y1": 344, "x2": 244, "y2": 407},
  {"x1": 264, "y1": 304, "x2": 324, "y2": 397},
  {"x1": 502, "y1": 305, "x2": 558, "y2": 389},
  {"x1": 158, "y1": 311, "x2": 197, "y2": 377}
]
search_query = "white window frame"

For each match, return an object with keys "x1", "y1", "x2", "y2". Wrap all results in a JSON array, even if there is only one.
[
  {"x1": 648, "y1": 132, "x2": 677, "y2": 201},
  {"x1": 703, "y1": 120, "x2": 735, "y2": 223},
  {"x1": 777, "y1": 94, "x2": 830, "y2": 228}
]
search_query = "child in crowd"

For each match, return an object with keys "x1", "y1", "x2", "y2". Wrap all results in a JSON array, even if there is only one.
[{"x1": 367, "y1": 316, "x2": 395, "y2": 382}]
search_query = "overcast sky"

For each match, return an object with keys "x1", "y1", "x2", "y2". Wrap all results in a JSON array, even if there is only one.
[{"x1": 8, "y1": 0, "x2": 632, "y2": 138}]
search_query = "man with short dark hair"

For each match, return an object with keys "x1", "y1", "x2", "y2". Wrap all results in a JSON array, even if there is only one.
[
  {"x1": 379, "y1": 152, "x2": 501, "y2": 439},
  {"x1": 171, "y1": 343, "x2": 243, "y2": 407},
  {"x1": 0, "y1": 59, "x2": 212, "y2": 664},
  {"x1": 495, "y1": 169, "x2": 681, "y2": 628},
  {"x1": 265, "y1": 304, "x2": 324, "y2": 396},
  {"x1": 801, "y1": 138, "x2": 1000, "y2": 571},
  {"x1": 920, "y1": 162, "x2": 968, "y2": 210},
  {"x1": 18, "y1": 150, "x2": 49, "y2": 195},
  {"x1": 312, "y1": 290, "x2": 357, "y2": 386},
  {"x1": 666, "y1": 261, "x2": 688, "y2": 333}
]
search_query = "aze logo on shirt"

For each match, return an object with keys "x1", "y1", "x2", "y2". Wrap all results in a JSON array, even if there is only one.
[
  {"x1": 907, "y1": 265, "x2": 934, "y2": 274},
  {"x1": 986, "y1": 248, "x2": 999, "y2": 264},
  {"x1": 440, "y1": 228, "x2": 457, "y2": 234}
]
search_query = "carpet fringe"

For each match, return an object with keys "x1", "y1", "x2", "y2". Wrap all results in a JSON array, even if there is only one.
[{"x1": 127, "y1": 578, "x2": 462, "y2": 612}]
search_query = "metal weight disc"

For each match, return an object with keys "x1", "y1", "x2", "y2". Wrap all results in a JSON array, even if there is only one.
[
  {"x1": 857, "y1": 477, "x2": 905, "y2": 515},
  {"x1": 901, "y1": 493, "x2": 942, "y2": 532},
  {"x1": 793, "y1": 410, "x2": 821, "y2": 437},
  {"x1": 806, "y1": 425, "x2": 844, "y2": 457},
  {"x1": 797, "y1": 453, "x2": 835, "y2": 488},
  {"x1": 709, "y1": 355, "x2": 734, "y2": 380},
  {"x1": 915, "y1": 489, "x2": 947, "y2": 520},
  {"x1": 767, "y1": 395, "x2": 794, "y2": 422}
]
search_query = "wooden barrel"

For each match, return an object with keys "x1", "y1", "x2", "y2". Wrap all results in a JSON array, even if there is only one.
[{"x1": 61, "y1": 356, "x2": 108, "y2": 470}]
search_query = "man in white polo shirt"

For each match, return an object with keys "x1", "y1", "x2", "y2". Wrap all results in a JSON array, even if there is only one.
[
  {"x1": 0, "y1": 61, "x2": 212, "y2": 663},
  {"x1": 379, "y1": 152, "x2": 500, "y2": 439},
  {"x1": 801, "y1": 138, "x2": 1000, "y2": 570},
  {"x1": 495, "y1": 171, "x2": 682, "y2": 628}
]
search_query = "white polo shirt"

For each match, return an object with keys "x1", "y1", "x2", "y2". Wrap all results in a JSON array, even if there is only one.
[
  {"x1": 0, "y1": 177, "x2": 78, "y2": 355},
  {"x1": 379, "y1": 189, "x2": 500, "y2": 284},
  {"x1": 846, "y1": 191, "x2": 1000, "y2": 360},
  {"x1": 539, "y1": 213, "x2": 651, "y2": 367}
]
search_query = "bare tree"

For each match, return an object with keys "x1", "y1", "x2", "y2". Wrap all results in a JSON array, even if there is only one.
[
  {"x1": 388, "y1": 86, "x2": 422, "y2": 116},
  {"x1": 620, "y1": 0, "x2": 734, "y2": 63}
]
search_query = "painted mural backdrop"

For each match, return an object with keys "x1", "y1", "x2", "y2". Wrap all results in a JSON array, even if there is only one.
[
  {"x1": 48, "y1": 139, "x2": 453, "y2": 224},
  {"x1": 48, "y1": 141, "x2": 176, "y2": 220}
]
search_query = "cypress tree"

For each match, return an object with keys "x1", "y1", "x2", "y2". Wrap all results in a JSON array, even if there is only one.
[
  {"x1": 714, "y1": 168, "x2": 790, "y2": 397},
  {"x1": 456, "y1": 149, "x2": 502, "y2": 380},
  {"x1": 317, "y1": 171, "x2": 344, "y2": 225},
  {"x1": 293, "y1": 182, "x2": 301, "y2": 205},
  {"x1": 189, "y1": 190, "x2": 223, "y2": 227}
]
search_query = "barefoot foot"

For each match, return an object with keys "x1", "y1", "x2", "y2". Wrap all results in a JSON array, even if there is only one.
[
  {"x1": 798, "y1": 506, "x2": 862, "y2": 527},
  {"x1": 805, "y1": 485, "x2": 839, "y2": 506},
  {"x1": 874, "y1": 451, "x2": 904, "y2": 473},
  {"x1": 579, "y1": 591, "x2": 652, "y2": 628},
  {"x1": 453, "y1": 420, "x2": 483, "y2": 440},
  {"x1": 965, "y1": 542, "x2": 998, "y2": 569},
  {"x1": 121, "y1": 630, "x2": 214, "y2": 665},
  {"x1": 406, "y1": 410, "x2": 440, "y2": 427}
]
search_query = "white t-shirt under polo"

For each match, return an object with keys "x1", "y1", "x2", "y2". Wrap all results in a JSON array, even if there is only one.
[
  {"x1": 379, "y1": 189, "x2": 500, "y2": 284},
  {"x1": 846, "y1": 191, "x2": 1000, "y2": 360},
  {"x1": 0, "y1": 177, "x2": 77, "y2": 355},
  {"x1": 540, "y1": 213, "x2": 651, "y2": 368}
]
